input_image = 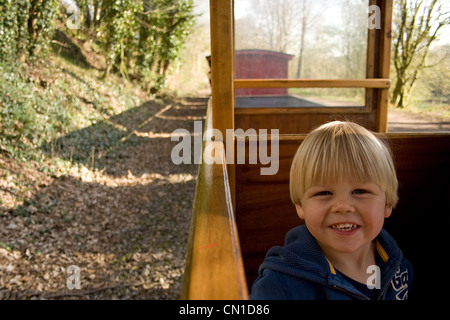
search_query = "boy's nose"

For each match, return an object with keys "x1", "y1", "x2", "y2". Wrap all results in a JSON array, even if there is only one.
[{"x1": 331, "y1": 197, "x2": 355, "y2": 214}]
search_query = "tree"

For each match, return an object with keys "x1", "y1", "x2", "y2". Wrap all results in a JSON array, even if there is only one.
[
  {"x1": 295, "y1": 0, "x2": 321, "y2": 78},
  {"x1": 337, "y1": 0, "x2": 367, "y2": 79},
  {"x1": 418, "y1": 44, "x2": 450, "y2": 105},
  {"x1": 237, "y1": 0, "x2": 321, "y2": 78},
  {"x1": 0, "y1": 0, "x2": 59, "y2": 62},
  {"x1": 135, "y1": 0, "x2": 196, "y2": 92},
  {"x1": 99, "y1": 0, "x2": 195, "y2": 92},
  {"x1": 245, "y1": 0, "x2": 299, "y2": 52},
  {"x1": 100, "y1": 0, "x2": 141, "y2": 78},
  {"x1": 391, "y1": 0, "x2": 450, "y2": 108}
]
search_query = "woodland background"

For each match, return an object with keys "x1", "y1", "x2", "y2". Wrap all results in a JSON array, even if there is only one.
[
  {"x1": 1, "y1": 0, "x2": 449, "y2": 162},
  {"x1": 0, "y1": 0, "x2": 449, "y2": 299}
]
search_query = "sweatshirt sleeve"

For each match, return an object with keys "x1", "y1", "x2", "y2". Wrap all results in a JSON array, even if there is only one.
[
  {"x1": 404, "y1": 257, "x2": 414, "y2": 299},
  {"x1": 249, "y1": 269, "x2": 290, "y2": 300}
]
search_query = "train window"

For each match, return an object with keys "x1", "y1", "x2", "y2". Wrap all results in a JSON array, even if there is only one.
[
  {"x1": 234, "y1": 0, "x2": 372, "y2": 110},
  {"x1": 234, "y1": 0, "x2": 368, "y2": 80}
]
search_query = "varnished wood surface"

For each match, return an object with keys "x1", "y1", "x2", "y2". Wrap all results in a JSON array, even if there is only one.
[
  {"x1": 375, "y1": 0, "x2": 394, "y2": 132},
  {"x1": 181, "y1": 141, "x2": 248, "y2": 300},
  {"x1": 234, "y1": 79, "x2": 391, "y2": 89},
  {"x1": 235, "y1": 112, "x2": 377, "y2": 134}
]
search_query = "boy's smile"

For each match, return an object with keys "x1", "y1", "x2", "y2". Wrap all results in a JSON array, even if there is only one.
[
  {"x1": 330, "y1": 223, "x2": 360, "y2": 233},
  {"x1": 295, "y1": 178, "x2": 392, "y2": 257}
]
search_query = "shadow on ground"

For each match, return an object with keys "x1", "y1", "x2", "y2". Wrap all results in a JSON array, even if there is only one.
[
  {"x1": 40, "y1": 97, "x2": 207, "y2": 177},
  {"x1": 1, "y1": 97, "x2": 208, "y2": 299}
]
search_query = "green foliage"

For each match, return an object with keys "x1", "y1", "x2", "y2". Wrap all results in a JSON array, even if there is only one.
[
  {"x1": 0, "y1": 55, "x2": 144, "y2": 162},
  {"x1": 0, "y1": 62, "x2": 75, "y2": 160},
  {"x1": 139, "y1": 0, "x2": 196, "y2": 74},
  {"x1": 403, "y1": 44, "x2": 450, "y2": 116},
  {"x1": 0, "y1": 0, "x2": 27, "y2": 60},
  {"x1": 100, "y1": 0, "x2": 143, "y2": 78},
  {"x1": 423, "y1": 45, "x2": 450, "y2": 105},
  {"x1": 0, "y1": 0, "x2": 196, "y2": 163},
  {"x1": 99, "y1": 0, "x2": 196, "y2": 92},
  {"x1": 1, "y1": 0, "x2": 196, "y2": 91},
  {"x1": 0, "y1": 0, "x2": 59, "y2": 62}
]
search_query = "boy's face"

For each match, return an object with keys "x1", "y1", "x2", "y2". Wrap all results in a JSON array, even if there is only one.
[{"x1": 295, "y1": 177, "x2": 392, "y2": 255}]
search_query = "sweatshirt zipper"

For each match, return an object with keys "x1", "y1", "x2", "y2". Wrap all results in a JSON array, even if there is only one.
[
  {"x1": 331, "y1": 285, "x2": 370, "y2": 300},
  {"x1": 332, "y1": 284, "x2": 389, "y2": 300},
  {"x1": 375, "y1": 284, "x2": 389, "y2": 300}
]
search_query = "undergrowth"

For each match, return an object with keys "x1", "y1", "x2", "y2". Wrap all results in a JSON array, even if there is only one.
[{"x1": 0, "y1": 30, "x2": 151, "y2": 164}]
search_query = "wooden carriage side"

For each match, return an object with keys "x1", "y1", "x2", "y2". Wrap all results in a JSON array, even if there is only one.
[{"x1": 181, "y1": 0, "x2": 450, "y2": 300}]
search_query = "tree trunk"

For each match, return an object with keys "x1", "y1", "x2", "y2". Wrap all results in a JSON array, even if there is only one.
[
  {"x1": 296, "y1": 20, "x2": 306, "y2": 78},
  {"x1": 390, "y1": 0, "x2": 448, "y2": 109},
  {"x1": 391, "y1": 72, "x2": 404, "y2": 107},
  {"x1": 295, "y1": 2, "x2": 307, "y2": 78}
]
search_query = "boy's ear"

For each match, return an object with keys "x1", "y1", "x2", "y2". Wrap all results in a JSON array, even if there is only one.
[
  {"x1": 384, "y1": 205, "x2": 393, "y2": 218},
  {"x1": 295, "y1": 204, "x2": 305, "y2": 220}
]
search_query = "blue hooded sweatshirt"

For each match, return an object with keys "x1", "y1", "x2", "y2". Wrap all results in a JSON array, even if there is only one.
[{"x1": 250, "y1": 225, "x2": 413, "y2": 300}]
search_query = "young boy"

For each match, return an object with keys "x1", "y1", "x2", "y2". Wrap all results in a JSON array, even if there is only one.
[{"x1": 250, "y1": 121, "x2": 413, "y2": 300}]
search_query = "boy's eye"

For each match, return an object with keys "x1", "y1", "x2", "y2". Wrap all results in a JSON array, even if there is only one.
[
  {"x1": 353, "y1": 189, "x2": 368, "y2": 195},
  {"x1": 314, "y1": 191, "x2": 332, "y2": 196}
]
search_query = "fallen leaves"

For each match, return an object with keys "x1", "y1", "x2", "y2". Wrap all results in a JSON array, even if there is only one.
[{"x1": 0, "y1": 97, "x2": 207, "y2": 299}]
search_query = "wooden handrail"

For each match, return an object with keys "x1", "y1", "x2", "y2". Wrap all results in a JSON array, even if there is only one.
[
  {"x1": 234, "y1": 78, "x2": 391, "y2": 89},
  {"x1": 181, "y1": 140, "x2": 248, "y2": 300},
  {"x1": 181, "y1": 99, "x2": 246, "y2": 300}
]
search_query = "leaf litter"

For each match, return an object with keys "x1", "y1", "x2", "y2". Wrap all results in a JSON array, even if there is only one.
[{"x1": 0, "y1": 97, "x2": 207, "y2": 299}]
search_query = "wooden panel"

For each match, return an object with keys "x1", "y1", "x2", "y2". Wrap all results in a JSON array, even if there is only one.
[
  {"x1": 381, "y1": 134, "x2": 450, "y2": 300},
  {"x1": 235, "y1": 112, "x2": 377, "y2": 134},
  {"x1": 234, "y1": 79, "x2": 390, "y2": 89},
  {"x1": 235, "y1": 134, "x2": 450, "y2": 295},
  {"x1": 235, "y1": 137, "x2": 304, "y2": 289},
  {"x1": 181, "y1": 140, "x2": 248, "y2": 300}
]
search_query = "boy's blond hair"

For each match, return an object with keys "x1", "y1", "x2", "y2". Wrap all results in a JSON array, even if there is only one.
[{"x1": 289, "y1": 121, "x2": 398, "y2": 208}]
